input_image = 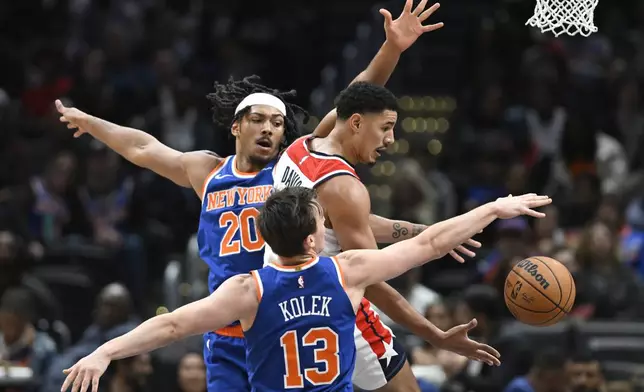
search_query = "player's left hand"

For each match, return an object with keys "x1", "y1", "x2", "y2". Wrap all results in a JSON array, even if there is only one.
[
  {"x1": 448, "y1": 238, "x2": 481, "y2": 263},
  {"x1": 434, "y1": 318, "x2": 501, "y2": 366},
  {"x1": 61, "y1": 352, "x2": 111, "y2": 392},
  {"x1": 380, "y1": 0, "x2": 444, "y2": 52}
]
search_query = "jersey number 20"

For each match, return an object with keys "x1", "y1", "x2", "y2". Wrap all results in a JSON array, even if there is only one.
[
  {"x1": 280, "y1": 327, "x2": 340, "y2": 388},
  {"x1": 218, "y1": 207, "x2": 265, "y2": 256}
]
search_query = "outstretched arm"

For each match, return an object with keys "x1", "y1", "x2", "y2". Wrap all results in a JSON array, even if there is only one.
[
  {"x1": 55, "y1": 100, "x2": 220, "y2": 195},
  {"x1": 61, "y1": 275, "x2": 258, "y2": 392},
  {"x1": 313, "y1": 0, "x2": 443, "y2": 137},
  {"x1": 341, "y1": 194, "x2": 552, "y2": 288},
  {"x1": 369, "y1": 214, "x2": 480, "y2": 262}
]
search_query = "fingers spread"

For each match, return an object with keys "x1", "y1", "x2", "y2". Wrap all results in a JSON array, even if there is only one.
[
  {"x1": 403, "y1": 0, "x2": 413, "y2": 13},
  {"x1": 418, "y1": 2, "x2": 440, "y2": 22},
  {"x1": 422, "y1": 22, "x2": 444, "y2": 32},
  {"x1": 412, "y1": 0, "x2": 429, "y2": 16},
  {"x1": 455, "y1": 245, "x2": 476, "y2": 258},
  {"x1": 478, "y1": 342, "x2": 501, "y2": 359},
  {"x1": 449, "y1": 250, "x2": 465, "y2": 263}
]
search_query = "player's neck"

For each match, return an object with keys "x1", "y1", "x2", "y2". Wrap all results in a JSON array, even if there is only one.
[
  {"x1": 277, "y1": 252, "x2": 317, "y2": 267},
  {"x1": 235, "y1": 154, "x2": 265, "y2": 173},
  {"x1": 324, "y1": 128, "x2": 359, "y2": 165}
]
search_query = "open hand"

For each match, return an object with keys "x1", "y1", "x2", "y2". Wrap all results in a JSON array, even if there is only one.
[
  {"x1": 492, "y1": 193, "x2": 552, "y2": 220},
  {"x1": 448, "y1": 238, "x2": 481, "y2": 263},
  {"x1": 55, "y1": 99, "x2": 90, "y2": 138},
  {"x1": 61, "y1": 351, "x2": 110, "y2": 392},
  {"x1": 434, "y1": 318, "x2": 501, "y2": 366},
  {"x1": 380, "y1": 0, "x2": 444, "y2": 52}
]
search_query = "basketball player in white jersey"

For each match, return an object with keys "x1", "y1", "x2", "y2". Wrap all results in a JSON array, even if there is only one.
[{"x1": 265, "y1": 81, "x2": 503, "y2": 391}]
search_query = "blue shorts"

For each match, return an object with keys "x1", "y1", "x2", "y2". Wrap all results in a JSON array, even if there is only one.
[{"x1": 203, "y1": 332, "x2": 250, "y2": 392}]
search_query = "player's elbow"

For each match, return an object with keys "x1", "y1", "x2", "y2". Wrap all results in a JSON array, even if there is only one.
[
  {"x1": 128, "y1": 141, "x2": 156, "y2": 168},
  {"x1": 162, "y1": 313, "x2": 188, "y2": 343}
]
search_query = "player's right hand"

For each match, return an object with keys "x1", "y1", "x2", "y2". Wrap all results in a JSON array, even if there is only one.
[
  {"x1": 55, "y1": 99, "x2": 89, "y2": 138},
  {"x1": 492, "y1": 193, "x2": 552, "y2": 219},
  {"x1": 61, "y1": 351, "x2": 110, "y2": 392}
]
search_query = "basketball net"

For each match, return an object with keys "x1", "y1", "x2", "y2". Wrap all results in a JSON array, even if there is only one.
[{"x1": 526, "y1": 0, "x2": 599, "y2": 37}]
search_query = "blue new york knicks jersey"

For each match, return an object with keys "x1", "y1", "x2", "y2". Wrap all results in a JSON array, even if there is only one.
[
  {"x1": 245, "y1": 256, "x2": 356, "y2": 392},
  {"x1": 198, "y1": 155, "x2": 274, "y2": 295}
]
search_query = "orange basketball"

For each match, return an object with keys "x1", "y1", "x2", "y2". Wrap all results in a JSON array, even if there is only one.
[{"x1": 504, "y1": 256, "x2": 576, "y2": 326}]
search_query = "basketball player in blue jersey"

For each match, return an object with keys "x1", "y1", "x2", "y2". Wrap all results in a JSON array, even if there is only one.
[{"x1": 61, "y1": 187, "x2": 552, "y2": 392}]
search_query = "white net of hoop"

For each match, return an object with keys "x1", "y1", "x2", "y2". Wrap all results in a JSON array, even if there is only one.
[{"x1": 526, "y1": 0, "x2": 599, "y2": 37}]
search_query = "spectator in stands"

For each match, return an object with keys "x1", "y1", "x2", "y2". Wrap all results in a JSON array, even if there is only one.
[
  {"x1": 412, "y1": 300, "x2": 466, "y2": 387},
  {"x1": 479, "y1": 217, "x2": 531, "y2": 294},
  {"x1": 566, "y1": 351, "x2": 606, "y2": 392},
  {"x1": 503, "y1": 348, "x2": 569, "y2": 392},
  {"x1": 24, "y1": 151, "x2": 82, "y2": 246},
  {"x1": 77, "y1": 144, "x2": 146, "y2": 306},
  {"x1": 0, "y1": 287, "x2": 57, "y2": 377},
  {"x1": 445, "y1": 285, "x2": 522, "y2": 392},
  {"x1": 0, "y1": 230, "x2": 26, "y2": 296},
  {"x1": 42, "y1": 283, "x2": 138, "y2": 392},
  {"x1": 574, "y1": 220, "x2": 642, "y2": 319},
  {"x1": 105, "y1": 353, "x2": 153, "y2": 392},
  {"x1": 389, "y1": 158, "x2": 439, "y2": 226},
  {"x1": 534, "y1": 205, "x2": 566, "y2": 255},
  {"x1": 621, "y1": 196, "x2": 644, "y2": 281},
  {"x1": 177, "y1": 352, "x2": 205, "y2": 392}
]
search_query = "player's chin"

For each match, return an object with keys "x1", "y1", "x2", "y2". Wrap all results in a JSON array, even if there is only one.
[{"x1": 251, "y1": 146, "x2": 279, "y2": 161}]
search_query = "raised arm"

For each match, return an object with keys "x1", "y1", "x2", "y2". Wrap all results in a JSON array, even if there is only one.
[
  {"x1": 313, "y1": 0, "x2": 443, "y2": 137},
  {"x1": 55, "y1": 100, "x2": 220, "y2": 196},
  {"x1": 61, "y1": 274, "x2": 258, "y2": 392},
  {"x1": 341, "y1": 194, "x2": 552, "y2": 289}
]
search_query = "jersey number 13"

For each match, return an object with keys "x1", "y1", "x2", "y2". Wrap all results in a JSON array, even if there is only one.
[{"x1": 280, "y1": 327, "x2": 341, "y2": 388}]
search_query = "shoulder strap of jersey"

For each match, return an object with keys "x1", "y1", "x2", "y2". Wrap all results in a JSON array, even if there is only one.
[
  {"x1": 249, "y1": 270, "x2": 264, "y2": 302},
  {"x1": 329, "y1": 256, "x2": 346, "y2": 288},
  {"x1": 200, "y1": 156, "x2": 230, "y2": 198},
  {"x1": 286, "y1": 136, "x2": 359, "y2": 187}
]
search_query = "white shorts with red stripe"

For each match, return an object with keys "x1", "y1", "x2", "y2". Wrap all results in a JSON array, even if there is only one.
[{"x1": 352, "y1": 299, "x2": 408, "y2": 390}]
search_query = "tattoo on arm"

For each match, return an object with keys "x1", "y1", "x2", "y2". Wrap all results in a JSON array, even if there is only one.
[
  {"x1": 392, "y1": 222, "x2": 426, "y2": 240},
  {"x1": 411, "y1": 224, "x2": 425, "y2": 237},
  {"x1": 392, "y1": 222, "x2": 409, "y2": 239}
]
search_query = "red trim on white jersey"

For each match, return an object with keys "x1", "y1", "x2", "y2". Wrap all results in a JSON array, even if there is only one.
[
  {"x1": 285, "y1": 136, "x2": 359, "y2": 187},
  {"x1": 356, "y1": 298, "x2": 394, "y2": 358}
]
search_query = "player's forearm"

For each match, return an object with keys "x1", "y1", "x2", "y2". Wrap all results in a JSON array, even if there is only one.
[
  {"x1": 365, "y1": 282, "x2": 445, "y2": 345},
  {"x1": 78, "y1": 115, "x2": 158, "y2": 166},
  {"x1": 351, "y1": 41, "x2": 402, "y2": 86},
  {"x1": 369, "y1": 214, "x2": 426, "y2": 244},
  {"x1": 96, "y1": 314, "x2": 185, "y2": 361},
  {"x1": 413, "y1": 203, "x2": 497, "y2": 259}
]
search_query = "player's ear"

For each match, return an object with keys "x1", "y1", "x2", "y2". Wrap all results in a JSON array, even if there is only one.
[
  {"x1": 303, "y1": 234, "x2": 315, "y2": 253},
  {"x1": 231, "y1": 121, "x2": 241, "y2": 137},
  {"x1": 349, "y1": 113, "x2": 362, "y2": 133}
]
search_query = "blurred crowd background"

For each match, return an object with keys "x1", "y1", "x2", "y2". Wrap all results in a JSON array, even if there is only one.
[{"x1": 1, "y1": 0, "x2": 644, "y2": 391}]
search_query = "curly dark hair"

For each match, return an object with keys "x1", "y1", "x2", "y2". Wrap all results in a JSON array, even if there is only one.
[
  {"x1": 206, "y1": 75, "x2": 310, "y2": 148},
  {"x1": 335, "y1": 81, "x2": 399, "y2": 120}
]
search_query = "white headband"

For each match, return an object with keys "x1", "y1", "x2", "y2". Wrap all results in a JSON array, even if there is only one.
[{"x1": 235, "y1": 93, "x2": 286, "y2": 117}]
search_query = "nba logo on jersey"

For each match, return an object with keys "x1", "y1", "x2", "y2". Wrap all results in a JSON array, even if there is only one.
[{"x1": 298, "y1": 276, "x2": 304, "y2": 289}]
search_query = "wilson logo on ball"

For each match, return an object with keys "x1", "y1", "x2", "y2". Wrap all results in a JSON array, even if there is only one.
[
  {"x1": 516, "y1": 259, "x2": 551, "y2": 290},
  {"x1": 511, "y1": 281, "x2": 522, "y2": 299}
]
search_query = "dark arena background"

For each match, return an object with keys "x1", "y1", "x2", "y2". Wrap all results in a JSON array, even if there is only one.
[{"x1": 1, "y1": 0, "x2": 644, "y2": 391}]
